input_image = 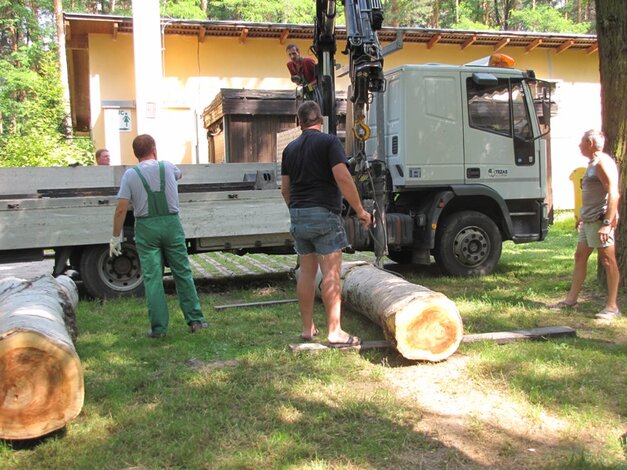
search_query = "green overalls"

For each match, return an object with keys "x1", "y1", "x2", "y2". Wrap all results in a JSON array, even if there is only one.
[{"x1": 134, "y1": 161, "x2": 204, "y2": 334}]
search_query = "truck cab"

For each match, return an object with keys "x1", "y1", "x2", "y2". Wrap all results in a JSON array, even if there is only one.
[{"x1": 354, "y1": 60, "x2": 551, "y2": 275}]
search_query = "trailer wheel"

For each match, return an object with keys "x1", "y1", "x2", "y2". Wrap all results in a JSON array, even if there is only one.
[
  {"x1": 434, "y1": 211, "x2": 502, "y2": 276},
  {"x1": 387, "y1": 249, "x2": 413, "y2": 264},
  {"x1": 80, "y1": 243, "x2": 144, "y2": 298}
]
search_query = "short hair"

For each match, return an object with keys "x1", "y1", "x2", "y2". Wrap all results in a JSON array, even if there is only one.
[
  {"x1": 95, "y1": 148, "x2": 108, "y2": 159},
  {"x1": 132, "y1": 134, "x2": 156, "y2": 159},
  {"x1": 583, "y1": 129, "x2": 605, "y2": 151},
  {"x1": 286, "y1": 44, "x2": 299, "y2": 52},
  {"x1": 297, "y1": 101, "x2": 323, "y2": 129}
]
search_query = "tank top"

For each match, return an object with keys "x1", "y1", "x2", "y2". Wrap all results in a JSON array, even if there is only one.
[{"x1": 580, "y1": 157, "x2": 608, "y2": 222}]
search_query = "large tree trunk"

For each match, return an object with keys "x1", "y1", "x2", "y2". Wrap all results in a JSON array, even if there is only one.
[
  {"x1": 0, "y1": 275, "x2": 83, "y2": 440},
  {"x1": 595, "y1": 1, "x2": 627, "y2": 287},
  {"x1": 54, "y1": 0, "x2": 73, "y2": 141},
  {"x1": 311, "y1": 262, "x2": 463, "y2": 361}
]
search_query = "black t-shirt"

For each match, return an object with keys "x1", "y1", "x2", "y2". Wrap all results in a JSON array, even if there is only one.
[{"x1": 281, "y1": 129, "x2": 348, "y2": 214}]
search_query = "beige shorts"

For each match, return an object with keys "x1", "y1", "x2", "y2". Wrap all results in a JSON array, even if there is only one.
[{"x1": 578, "y1": 220, "x2": 615, "y2": 249}]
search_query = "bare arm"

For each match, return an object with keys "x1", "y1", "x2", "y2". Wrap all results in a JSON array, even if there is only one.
[
  {"x1": 331, "y1": 163, "x2": 371, "y2": 228},
  {"x1": 597, "y1": 155, "x2": 621, "y2": 227},
  {"x1": 113, "y1": 198, "x2": 130, "y2": 237},
  {"x1": 281, "y1": 175, "x2": 290, "y2": 205}
]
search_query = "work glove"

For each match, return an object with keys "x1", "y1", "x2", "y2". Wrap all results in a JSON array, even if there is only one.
[{"x1": 109, "y1": 235, "x2": 122, "y2": 257}]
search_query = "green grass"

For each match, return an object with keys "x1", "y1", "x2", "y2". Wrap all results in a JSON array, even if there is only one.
[{"x1": 1, "y1": 212, "x2": 625, "y2": 469}]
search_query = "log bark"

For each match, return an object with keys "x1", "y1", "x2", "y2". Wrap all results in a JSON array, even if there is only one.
[
  {"x1": 311, "y1": 262, "x2": 463, "y2": 361},
  {"x1": 0, "y1": 275, "x2": 83, "y2": 440}
]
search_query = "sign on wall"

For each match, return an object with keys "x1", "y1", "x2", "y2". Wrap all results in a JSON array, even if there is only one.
[{"x1": 119, "y1": 110, "x2": 132, "y2": 132}]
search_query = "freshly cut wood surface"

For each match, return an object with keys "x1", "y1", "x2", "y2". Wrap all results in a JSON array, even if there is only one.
[
  {"x1": 0, "y1": 275, "x2": 83, "y2": 440},
  {"x1": 303, "y1": 262, "x2": 463, "y2": 362}
]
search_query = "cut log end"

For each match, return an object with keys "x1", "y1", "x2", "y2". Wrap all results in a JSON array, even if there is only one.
[
  {"x1": 0, "y1": 330, "x2": 84, "y2": 440},
  {"x1": 393, "y1": 298, "x2": 463, "y2": 362}
]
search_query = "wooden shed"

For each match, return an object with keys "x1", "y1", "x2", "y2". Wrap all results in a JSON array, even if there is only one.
[{"x1": 202, "y1": 89, "x2": 347, "y2": 163}]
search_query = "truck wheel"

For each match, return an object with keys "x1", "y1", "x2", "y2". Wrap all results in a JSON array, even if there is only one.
[
  {"x1": 80, "y1": 243, "x2": 144, "y2": 299},
  {"x1": 434, "y1": 211, "x2": 502, "y2": 276}
]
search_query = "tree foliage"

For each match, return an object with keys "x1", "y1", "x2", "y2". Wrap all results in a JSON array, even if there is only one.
[
  {"x1": 0, "y1": 0, "x2": 93, "y2": 167},
  {"x1": 0, "y1": 0, "x2": 598, "y2": 167}
]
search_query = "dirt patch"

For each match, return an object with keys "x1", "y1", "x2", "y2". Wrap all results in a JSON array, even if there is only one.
[{"x1": 383, "y1": 354, "x2": 588, "y2": 469}]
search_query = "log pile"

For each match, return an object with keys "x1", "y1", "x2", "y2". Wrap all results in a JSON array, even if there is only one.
[
  {"x1": 0, "y1": 275, "x2": 83, "y2": 440},
  {"x1": 313, "y1": 262, "x2": 463, "y2": 361}
]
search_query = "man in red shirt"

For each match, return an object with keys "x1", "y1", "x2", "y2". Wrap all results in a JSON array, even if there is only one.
[{"x1": 286, "y1": 44, "x2": 317, "y2": 99}]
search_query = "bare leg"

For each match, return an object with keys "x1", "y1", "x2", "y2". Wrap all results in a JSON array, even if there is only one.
[
  {"x1": 318, "y1": 250, "x2": 356, "y2": 343},
  {"x1": 297, "y1": 253, "x2": 318, "y2": 338},
  {"x1": 598, "y1": 245, "x2": 620, "y2": 311},
  {"x1": 564, "y1": 242, "x2": 594, "y2": 304}
]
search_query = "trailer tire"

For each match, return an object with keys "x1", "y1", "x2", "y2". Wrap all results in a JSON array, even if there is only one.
[
  {"x1": 434, "y1": 211, "x2": 502, "y2": 276},
  {"x1": 387, "y1": 249, "x2": 413, "y2": 264},
  {"x1": 80, "y1": 243, "x2": 144, "y2": 299}
]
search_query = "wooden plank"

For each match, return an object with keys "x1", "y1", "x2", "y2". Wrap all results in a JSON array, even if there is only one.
[
  {"x1": 215, "y1": 298, "x2": 298, "y2": 310},
  {"x1": 462, "y1": 326, "x2": 576, "y2": 344},
  {"x1": 290, "y1": 326, "x2": 577, "y2": 354},
  {"x1": 289, "y1": 340, "x2": 393, "y2": 353}
]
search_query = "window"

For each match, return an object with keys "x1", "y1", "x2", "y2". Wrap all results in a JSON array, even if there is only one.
[{"x1": 467, "y1": 78, "x2": 511, "y2": 136}]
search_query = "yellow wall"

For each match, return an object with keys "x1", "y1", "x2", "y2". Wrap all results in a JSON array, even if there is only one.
[{"x1": 85, "y1": 31, "x2": 600, "y2": 208}]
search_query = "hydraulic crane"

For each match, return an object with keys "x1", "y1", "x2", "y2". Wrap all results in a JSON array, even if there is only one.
[{"x1": 311, "y1": 0, "x2": 389, "y2": 264}]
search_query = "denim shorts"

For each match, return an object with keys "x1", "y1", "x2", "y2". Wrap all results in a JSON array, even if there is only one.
[{"x1": 289, "y1": 207, "x2": 348, "y2": 255}]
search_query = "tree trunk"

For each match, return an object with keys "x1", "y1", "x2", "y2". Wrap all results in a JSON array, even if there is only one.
[
  {"x1": 54, "y1": 0, "x2": 73, "y2": 141},
  {"x1": 0, "y1": 275, "x2": 83, "y2": 440},
  {"x1": 310, "y1": 262, "x2": 463, "y2": 361},
  {"x1": 595, "y1": 0, "x2": 627, "y2": 287}
]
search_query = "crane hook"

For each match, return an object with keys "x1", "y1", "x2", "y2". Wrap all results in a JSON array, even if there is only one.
[{"x1": 352, "y1": 115, "x2": 371, "y2": 142}]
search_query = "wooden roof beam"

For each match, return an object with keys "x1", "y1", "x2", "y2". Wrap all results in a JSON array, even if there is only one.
[
  {"x1": 556, "y1": 39, "x2": 574, "y2": 54},
  {"x1": 585, "y1": 42, "x2": 598, "y2": 55},
  {"x1": 198, "y1": 27, "x2": 206, "y2": 43},
  {"x1": 461, "y1": 35, "x2": 476, "y2": 50},
  {"x1": 427, "y1": 33, "x2": 441, "y2": 49},
  {"x1": 279, "y1": 28, "x2": 289, "y2": 45},
  {"x1": 239, "y1": 28, "x2": 248, "y2": 44},
  {"x1": 525, "y1": 38, "x2": 542, "y2": 53},
  {"x1": 494, "y1": 37, "x2": 510, "y2": 52}
]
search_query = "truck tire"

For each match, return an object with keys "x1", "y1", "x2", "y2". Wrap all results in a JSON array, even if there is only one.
[
  {"x1": 80, "y1": 243, "x2": 144, "y2": 299},
  {"x1": 434, "y1": 211, "x2": 502, "y2": 276}
]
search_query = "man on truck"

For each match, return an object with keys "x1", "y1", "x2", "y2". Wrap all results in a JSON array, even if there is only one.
[
  {"x1": 281, "y1": 101, "x2": 371, "y2": 346},
  {"x1": 286, "y1": 44, "x2": 317, "y2": 100},
  {"x1": 110, "y1": 134, "x2": 208, "y2": 337}
]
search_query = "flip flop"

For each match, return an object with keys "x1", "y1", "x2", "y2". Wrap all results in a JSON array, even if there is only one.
[
  {"x1": 328, "y1": 335, "x2": 362, "y2": 348},
  {"x1": 594, "y1": 308, "x2": 622, "y2": 320},
  {"x1": 301, "y1": 328, "x2": 319, "y2": 341}
]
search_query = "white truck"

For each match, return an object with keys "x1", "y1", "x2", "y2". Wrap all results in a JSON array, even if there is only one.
[{"x1": 0, "y1": 60, "x2": 551, "y2": 299}]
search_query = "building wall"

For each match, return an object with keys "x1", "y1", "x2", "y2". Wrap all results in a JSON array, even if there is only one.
[{"x1": 85, "y1": 32, "x2": 600, "y2": 209}]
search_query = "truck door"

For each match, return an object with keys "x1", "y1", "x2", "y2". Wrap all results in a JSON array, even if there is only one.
[{"x1": 461, "y1": 73, "x2": 543, "y2": 200}]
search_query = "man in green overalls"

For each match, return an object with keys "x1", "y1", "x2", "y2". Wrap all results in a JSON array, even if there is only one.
[{"x1": 110, "y1": 134, "x2": 207, "y2": 337}]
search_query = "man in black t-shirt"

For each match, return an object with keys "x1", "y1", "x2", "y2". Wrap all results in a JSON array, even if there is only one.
[{"x1": 281, "y1": 101, "x2": 371, "y2": 346}]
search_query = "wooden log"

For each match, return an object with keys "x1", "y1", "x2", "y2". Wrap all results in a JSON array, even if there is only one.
[
  {"x1": 309, "y1": 262, "x2": 463, "y2": 362},
  {"x1": 0, "y1": 275, "x2": 83, "y2": 440}
]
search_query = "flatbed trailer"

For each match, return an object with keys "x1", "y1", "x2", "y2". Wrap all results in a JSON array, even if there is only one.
[{"x1": 0, "y1": 163, "x2": 292, "y2": 297}]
